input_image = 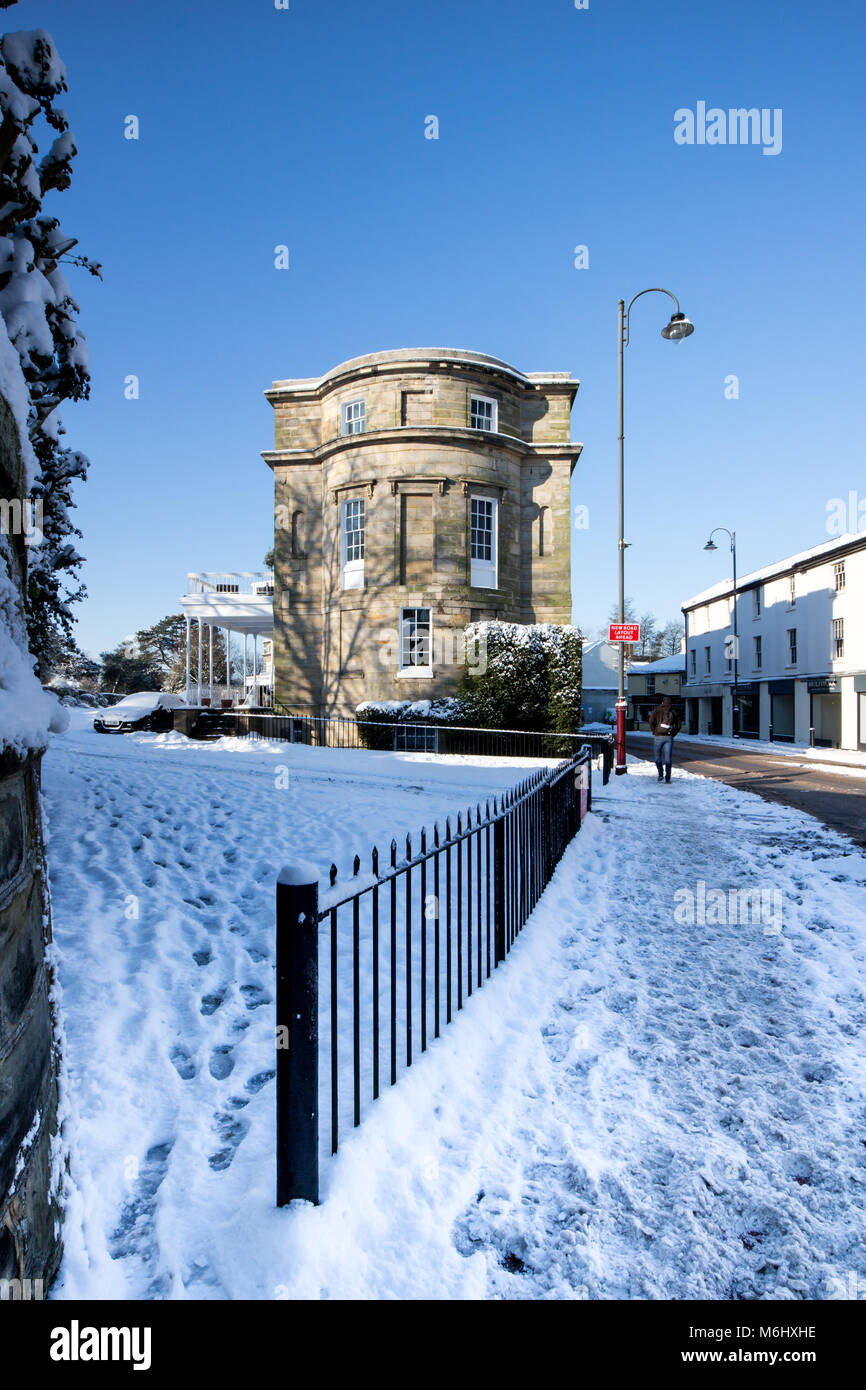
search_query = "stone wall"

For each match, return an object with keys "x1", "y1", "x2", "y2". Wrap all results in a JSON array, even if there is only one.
[{"x1": 0, "y1": 396, "x2": 62, "y2": 1292}]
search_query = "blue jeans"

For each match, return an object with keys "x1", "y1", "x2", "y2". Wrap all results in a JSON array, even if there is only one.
[{"x1": 653, "y1": 735, "x2": 674, "y2": 779}]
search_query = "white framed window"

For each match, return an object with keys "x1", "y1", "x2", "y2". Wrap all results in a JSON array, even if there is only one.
[
  {"x1": 787, "y1": 628, "x2": 797, "y2": 665},
  {"x1": 787, "y1": 574, "x2": 796, "y2": 609},
  {"x1": 834, "y1": 561, "x2": 846, "y2": 591},
  {"x1": 689, "y1": 648, "x2": 697, "y2": 677},
  {"x1": 753, "y1": 587, "x2": 761, "y2": 618},
  {"x1": 833, "y1": 617, "x2": 845, "y2": 659},
  {"x1": 704, "y1": 645, "x2": 711, "y2": 675},
  {"x1": 470, "y1": 394, "x2": 497, "y2": 432},
  {"x1": 754, "y1": 635, "x2": 762, "y2": 669},
  {"x1": 341, "y1": 398, "x2": 365, "y2": 436},
  {"x1": 340, "y1": 497, "x2": 365, "y2": 589},
  {"x1": 399, "y1": 607, "x2": 432, "y2": 675},
  {"x1": 469, "y1": 495, "x2": 497, "y2": 588}
]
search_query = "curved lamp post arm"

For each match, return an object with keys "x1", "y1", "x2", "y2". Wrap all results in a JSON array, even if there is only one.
[
  {"x1": 622, "y1": 287, "x2": 682, "y2": 346},
  {"x1": 707, "y1": 525, "x2": 735, "y2": 551}
]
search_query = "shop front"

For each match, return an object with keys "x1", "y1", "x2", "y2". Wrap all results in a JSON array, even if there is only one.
[
  {"x1": 768, "y1": 679, "x2": 795, "y2": 742},
  {"x1": 856, "y1": 676, "x2": 866, "y2": 752},
  {"x1": 734, "y1": 681, "x2": 761, "y2": 739},
  {"x1": 808, "y1": 676, "x2": 842, "y2": 748}
]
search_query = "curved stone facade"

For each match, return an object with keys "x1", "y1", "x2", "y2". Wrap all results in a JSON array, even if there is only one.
[{"x1": 263, "y1": 349, "x2": 582, "y2": 716}]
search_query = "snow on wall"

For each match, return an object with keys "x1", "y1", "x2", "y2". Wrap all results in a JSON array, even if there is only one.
[{"x1": 0, "y1": 530, "x2": 68, "y2": 754}]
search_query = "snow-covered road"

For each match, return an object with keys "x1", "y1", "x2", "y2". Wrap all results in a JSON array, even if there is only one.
[{"x1": 43, "y1": 716, "x2": 866, "y2": 1299}]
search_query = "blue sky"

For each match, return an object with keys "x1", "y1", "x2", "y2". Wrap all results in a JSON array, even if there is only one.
[{"x1": 12, "y1": 0, "x2": 866, "y2": 656}]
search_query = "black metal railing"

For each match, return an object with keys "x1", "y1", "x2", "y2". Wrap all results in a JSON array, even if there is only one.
[
  {"x1": 191, "y1": 705, "x2": 614, "y2": 782},
  {"x1": 275, "y1": 747, "x2": 593, "y2": 1205}
]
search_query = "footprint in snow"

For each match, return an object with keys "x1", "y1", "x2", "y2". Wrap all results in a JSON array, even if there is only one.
[
  {"x1": 208, "y1": 1111, "x2": 249, "y2": 1170},
  {"x1": 240, "y1": 984, "x2": 269, "y2": 1010},
  {"x1": 200, "y1": 991, "x2": 226, "y2": 1016},
  {"x1": 209, "y1": 1045, "x2": 235, "y2": 1079},
  {"x1": 109, "y1": 1140, "x2": 174, "y2": 1261},
  {"x1": 170, "y1": 1045, "x2": 196, "y2": 1081},
  {"x1": 192, "y1": 949, "x2": 212, "y2": 967},
  {"x1": 245, "y1": 1070, "x2": 274, "y2": 1095}
]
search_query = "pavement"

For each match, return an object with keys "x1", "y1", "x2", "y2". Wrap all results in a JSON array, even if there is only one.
[{"x1": 627, "y1": 732, "x2": 866, "y2": 850}]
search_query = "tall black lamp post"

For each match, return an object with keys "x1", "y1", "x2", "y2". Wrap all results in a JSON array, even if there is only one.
[
  {"x1": 704, "y1": 527, "x2": 739, "y2": 737},
  {"x1": 615, "y1": 290, "x2": 695, "y2": 774}
]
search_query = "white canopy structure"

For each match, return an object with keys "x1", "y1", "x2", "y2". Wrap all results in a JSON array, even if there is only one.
[{"x1": 179, "y1": 573, "x2": 275, "y2": 707}]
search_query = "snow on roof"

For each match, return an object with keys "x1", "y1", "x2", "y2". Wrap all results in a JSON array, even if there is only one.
[
  {"x1": 683, "y1": 532, "x2": 866, "y2": 609},
  {"x1": 626, "y1": 654, "x2": 686, "y2": 674}
]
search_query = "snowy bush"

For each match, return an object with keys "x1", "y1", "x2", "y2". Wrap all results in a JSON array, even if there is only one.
[
  {"x1": 354, "y1": 697, "x2": 469, "y2": 749},
  {"x1": 0, "y1": 23, "x2": 100, "y2": 674},
  {"x1": 458, "y1": 622, "x2": 583, "y2": 733}
]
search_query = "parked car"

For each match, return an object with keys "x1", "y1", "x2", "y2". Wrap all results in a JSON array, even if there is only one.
[{"x1": 93, "y1": 692, "x2": 187, "y2": 734}]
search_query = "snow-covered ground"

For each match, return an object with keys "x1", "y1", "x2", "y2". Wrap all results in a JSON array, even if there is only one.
[{"x1": 43, "y1": 714, "x2": 866, "y2": 1300}]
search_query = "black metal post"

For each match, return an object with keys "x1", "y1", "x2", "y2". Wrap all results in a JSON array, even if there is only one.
[
  {"x1": 493, "y1": 813, "x2": 506, "y2": 965},
  {"x1": 276, "y1": 865, "x2": 319, "y2": 1206}
]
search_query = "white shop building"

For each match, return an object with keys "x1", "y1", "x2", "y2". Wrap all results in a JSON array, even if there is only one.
[{"x1": 681, "y1": 532, "x2": 866, "y2": 751}]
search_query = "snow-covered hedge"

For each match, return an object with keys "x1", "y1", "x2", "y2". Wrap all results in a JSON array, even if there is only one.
[
  {"x1": 355, "y1": 698, "x2": 468, "y2": 749},
  {"x1": 459, "y1": 621, "x2": 583, "y2": 733},
  {"x1": 353, "y1": 623, "x2": 584, "y2": 746}
]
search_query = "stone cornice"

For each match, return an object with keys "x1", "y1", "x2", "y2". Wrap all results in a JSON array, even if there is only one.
[
  {"x1": 265, "y1": 349, "x2": 580, "y2": 403},
  {"x1": 262, "y1": 426, "x2": 583, "y2": 470}
]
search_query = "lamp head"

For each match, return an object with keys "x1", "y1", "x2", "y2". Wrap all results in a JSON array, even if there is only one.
[
  {"x1": 662, "y1": 312, "x2": 695, "y2": 341},
  {"x1": 704, "y1": 540, "x2": 717, "y2": 552}
]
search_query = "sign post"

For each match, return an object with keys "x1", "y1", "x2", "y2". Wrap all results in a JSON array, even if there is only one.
[{"x1": 609, "y1": 625, "x2": 639, "y2": 773}]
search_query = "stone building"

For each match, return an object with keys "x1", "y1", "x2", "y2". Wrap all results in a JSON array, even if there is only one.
[
  {"x1": 0, "y1": 396, "x2": 64, "y2": 1294},
  {"x1": 262, "y1": 348, "x2": 582, "y2": 716}
]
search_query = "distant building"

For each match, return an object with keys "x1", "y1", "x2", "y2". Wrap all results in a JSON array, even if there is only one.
[
  {"x1": 262, "y1": 349, "x2": 583, "y2": 716},
  {"x1": 681, "y1": 533, "x2": 866, "y2": 749},
  {"x1": 627, "y1": 654, "x2": 687, "y2": 730},
  {"x1": 179, "y1": 572, "x2": 274, "y2": 707},
  {"x1": 580, "y1": 638, "x2": 620, "y2": 723}
]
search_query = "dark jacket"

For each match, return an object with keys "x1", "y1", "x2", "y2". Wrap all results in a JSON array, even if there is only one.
[{"x1": 649, "y1": 703, "x2": 681, "y2": 737}]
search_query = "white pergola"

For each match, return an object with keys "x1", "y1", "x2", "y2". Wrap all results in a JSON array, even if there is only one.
[{"x1": 179, "y1": 573, "x2": 274, "y2": 707}]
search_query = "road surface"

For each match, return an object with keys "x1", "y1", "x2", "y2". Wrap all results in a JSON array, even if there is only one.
[{"x1": 627, "y1": 734, "x2": 866, "y2": 849}]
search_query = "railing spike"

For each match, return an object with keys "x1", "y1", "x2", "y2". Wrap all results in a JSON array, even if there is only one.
[
  {"x1": 445, "y1": 816, "x2": 452, "y2": 840},
  {"x1": 390, "y1": 838, "x2": 398, "y2": 867},
  {"x1": 420, "y1": 826, "x2": 427, "y2": 854},
  {"x1": 466, "y1": 807, "x2": 472, "y2": 830},
  {"x1": 353, "y1": 854, "x2": 361, "y2": 876},
  {"x1": 406, "y1": 832, "x2": 412, "y2": 860},
  {"x1": 457, "y1": 812, "x2": 462, "y2": 834},
  {"x1": 329, "y1": 863, "x2": 338, "y2": 886},
  {"x1": 433, "y1": 823, "x2": 440, "y2": 847},
  {"x1": 372, "y1": 845, "x2": 379, "y2": 875}
]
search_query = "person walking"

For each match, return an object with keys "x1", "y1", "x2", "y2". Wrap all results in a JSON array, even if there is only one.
[{"x1": 649, "y1": 696, "x2": 681, "y2": 783}]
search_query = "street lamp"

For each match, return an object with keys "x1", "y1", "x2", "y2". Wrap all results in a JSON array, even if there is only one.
[
  {"x1": 615, "y1": 289, "x2": 695, "y2": 775},
  {"x1": 704, "y1": 527, "x2": 739, "y2": 737}
]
